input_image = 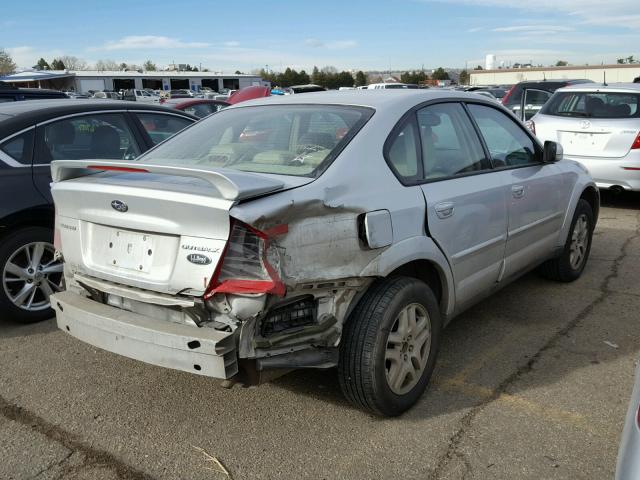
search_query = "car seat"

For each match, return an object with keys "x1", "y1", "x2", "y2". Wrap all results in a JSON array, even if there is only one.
[{"x1": 46, "y1": 122, "x2": 75, "y2": 160}]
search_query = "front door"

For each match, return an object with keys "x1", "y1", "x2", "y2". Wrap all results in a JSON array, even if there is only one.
[{"x1": 467, "y1": 103, "x2": 564, "y2": 280}]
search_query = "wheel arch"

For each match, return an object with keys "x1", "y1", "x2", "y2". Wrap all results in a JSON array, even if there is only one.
[
  {"x1": 356, "y1": 236, "x2": 455, "y2": 321},
  {"x1": 579, "y1": 185, "x2": 600, "y2": 226}
]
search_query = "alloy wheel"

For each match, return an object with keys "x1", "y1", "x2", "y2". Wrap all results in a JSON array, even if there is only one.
[
  {"x1": 569, "y1": 214, "x2": 589, "y2": 270},
  {"x1": 2, "y1": 242, "x2": 64, "y2": 311},
  {"x1": 385, "y1": 303, "x2": 432, "y2": 395}
]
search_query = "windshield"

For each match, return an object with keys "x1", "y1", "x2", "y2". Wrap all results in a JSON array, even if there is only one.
[
  {"x1": 139, "y1": 104, "x2": 373, "y2": 177},
  {"x1": 541, "y1": 91, "x2": 640, "y2": 118}
]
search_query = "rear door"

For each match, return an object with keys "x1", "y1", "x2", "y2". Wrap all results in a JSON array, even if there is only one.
[
  {"x1": 521, "y1": 88, "x2": 553, "y2": 121},
  {"x1": 33, "y1": 112, "x2": 143, "y2": 202},
  {"x1": 390, "y1": 102, "x2": 511, "y2": 309},
  {"x1": 0, "y1": 128, "x2": 44, "y2": 221},
  {"x1": 467, "y1": 103, "x2": 564, "y2": 280}
]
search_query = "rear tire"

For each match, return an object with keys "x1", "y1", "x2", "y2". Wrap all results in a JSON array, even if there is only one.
[
  {"x1": 0, "y1": 227, "x2": 63, "y2": 324},
  {"x1": 539, "y1": 199, "x2": 594, "y2": 282},
  {"x1": 338, "y1": 276, "x2": 441, "y2": 416}
]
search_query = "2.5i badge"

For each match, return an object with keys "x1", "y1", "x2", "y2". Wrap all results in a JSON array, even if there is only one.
[{"x1": 186, "y1": 253, "x2": 212, "y2": 265}]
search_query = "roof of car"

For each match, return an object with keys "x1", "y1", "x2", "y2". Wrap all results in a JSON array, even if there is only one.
[
  {"x1": 229, "y1": 89, "x2": 494, "y2": 111},
  {"x1": 0, "y1": 99, "x2": 196, "y2": 135},
  {"x1": 556, "y1": 82, "x2": 640, "y2": 93}
]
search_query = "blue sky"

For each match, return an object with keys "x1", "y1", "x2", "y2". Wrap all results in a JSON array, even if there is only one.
[{"x1": 2, "y1": 0, "x2": 639, "y2": 72}]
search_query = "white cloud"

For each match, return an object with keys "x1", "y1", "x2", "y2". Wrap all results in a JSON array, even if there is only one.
[
  {"x1": 224, "y1": 41, "x2": 240, "y2": 47},
  {"x1": 422, "y1": 0, "x2": 640, "y2": 28},
  {"x1": 6, "y1": 46, "x2": 64, "y2": 68},
  {"x1": 491, "y1": 25, "x2": 574, "y2": 33},
  {"x1": 304, "y1": 38, "x2": 358, "y2": 50},
  {"x1": 94, "y1": 36, "x2": 210, "y2": 51}
]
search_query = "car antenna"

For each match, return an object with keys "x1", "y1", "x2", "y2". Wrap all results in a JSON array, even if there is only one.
[{"x1": 603, "y1": 71, "x2": 607, "y2": 86}]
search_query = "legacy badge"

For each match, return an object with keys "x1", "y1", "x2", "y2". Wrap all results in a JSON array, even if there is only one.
[{"x1": 187, "y1": 253, "x2": 212, "y2": 265}]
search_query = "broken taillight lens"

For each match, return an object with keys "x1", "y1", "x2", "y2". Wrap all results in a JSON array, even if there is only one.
[{"x1": 204, "y1": 220, "x2": 285, "y2": 298}]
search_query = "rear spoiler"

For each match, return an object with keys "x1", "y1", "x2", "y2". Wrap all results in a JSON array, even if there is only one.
[{"x1": 50, "y1": 160, "x2": 285, "y2": 201}]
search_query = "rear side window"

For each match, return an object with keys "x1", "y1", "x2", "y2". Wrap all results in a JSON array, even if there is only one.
[
  {"x1": 468, "y1": 104, "x2": 539, "y2": 167},
  {"x1": 541, "y1": 91, "x2": 640, "y2": 118},
  {"x1": 135, "y1": 113, "x2": 193, "y2": 145},
  {"x1": 417, "y1": 103, "x2": 489, "y2": 179},
  {"x1": 0, "y1": 130, "x2": 34, "y2": 165},
  {"x1": 41, "y1": 113, "x2": 140, "y2": 163},
  {"x1": 386, "y1": 120, "x2": 420, "y2": 181}
]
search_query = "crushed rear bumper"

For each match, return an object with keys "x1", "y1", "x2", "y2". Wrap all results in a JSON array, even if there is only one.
[{"x1": 51, "y1": 291, "x2": 238, "y2": 379}]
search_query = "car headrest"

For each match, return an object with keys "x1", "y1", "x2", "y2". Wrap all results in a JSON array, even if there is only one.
[{"x1": 91, "y1": 125, "x2": 121, "y2": 158}]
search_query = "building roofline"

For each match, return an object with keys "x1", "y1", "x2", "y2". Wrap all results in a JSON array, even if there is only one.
[{"x1": 472, "y1": 63, "x2": 640, "y2": 74}]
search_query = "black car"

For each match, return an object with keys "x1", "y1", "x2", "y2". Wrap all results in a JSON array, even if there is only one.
[
  {"x1": 0, "y1": 82, "x2": 68, "y2": 102},
  {"x1": 0, "y1": 100, "x2": 197, "y2": 323},
  {"x1": 502, "y1": 79, "x2": 594, "y2": 120}
]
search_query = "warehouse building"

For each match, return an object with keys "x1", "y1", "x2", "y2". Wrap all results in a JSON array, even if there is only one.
[
  {"x1": 470, "y1": 63, "x2": 640, "y2": 86},
  {"x1": 0, "y1": 70, "x2": 266, "y2": 93}
]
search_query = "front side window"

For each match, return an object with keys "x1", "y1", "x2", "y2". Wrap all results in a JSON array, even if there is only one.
[
  {"x1": 42, "y1": 114, "x2": 140, "y2": 163},
  {"x1": 468, "y1": 104, "x2": 539, "y2": 167},
  {"x1": 417, "y1": 103, "x2": 489, "y2": 179},
  {"x1": 0, "y1": 130, "x2": 34, "y2": 165},
  {"x1": 541, "y1": 91, "x2": 640, "y2": 118},
  {"x1": 135, "y1": 113, "x2": 193, "y2": 145},
  {"x1": 140, "y1": 105, "x2": 373, "y2": 177}
]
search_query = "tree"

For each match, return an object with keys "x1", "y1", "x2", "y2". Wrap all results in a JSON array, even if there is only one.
[
  {"x1": 95, "y1": 59, "x2": 119, "y2": 71},
  {"x1": 617, "y1": 58, "x2": 625, "y2": 64},
  {"x1": 0, "y1": 49, "x2": 16, "y2": 75},
  {"x1": 59, "y1": 55, "x2": 88, "y2": 70},
  {"x1": 431, "y1": 67, "x2": 450, "y2": 81},
  {"x1": 34, "y1": 57, "x2": 50, "y2": 70},
  {"x1": 50, "y1": 58, "x2": 66, "y2": 70},
  {"x1": 143, "y1": 60, "x2": 157, "y2": 71},
  {"x1": 627, "y1": 55, "x2": 636, "y2": 64},
  {"x1": 234, "y1": 70, "x2": 243, "y2": 74},
  {"x1": 555, "y1": 60, "x2": 568, "y2": 66},
  {"x1": 355, "y1": 70, "x2": 367, "y2": 87},
  {"x1": 400, "y1": 70, "x2": 429, "y2": 85},
  {"x1": 458, "y1": 69, "x2": 470, "y2": 85}
]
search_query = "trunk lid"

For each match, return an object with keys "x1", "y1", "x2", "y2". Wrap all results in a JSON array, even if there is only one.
[
  {"x1": 536, "y1": 114, "x2": 639, "y2": 158},
  {"x1": 51, "y1": 160, "x2": 306, "y2": 295}
]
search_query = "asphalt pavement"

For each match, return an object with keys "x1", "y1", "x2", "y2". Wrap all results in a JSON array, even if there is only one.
[{"x1": 1, "y1": 191, "x2": 638, "y2": 480}]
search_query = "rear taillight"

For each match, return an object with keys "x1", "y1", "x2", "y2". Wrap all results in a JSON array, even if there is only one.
[
  {"x1": 631, "y1": 132, "x2": 640, "y2": 150},
  {"x1": 501, "y1": 84, "x2": 516, "y2": 105},
  {"x1": 204, "y1": 220, "x2": 286, "y2": 298},
  {"x1": 525, "y1": 120, "x2": 536, "y2": 134}
]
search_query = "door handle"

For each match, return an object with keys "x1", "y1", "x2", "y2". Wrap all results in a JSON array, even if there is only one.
[
  {"x1": 434, "y1": 202, "x2": 455, "y2": 219},
  {"x1": 512, "y1": 185, "x2": 525, "y2": 199}
]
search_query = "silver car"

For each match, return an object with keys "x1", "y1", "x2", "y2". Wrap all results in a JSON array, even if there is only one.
[
  {"x1": 616, "y1": 359, "x2": 640, "y2": 479},
  {"x1": 531, "y1": 83, "x2": 640, "y2": 192},
  {"x1": 49, "y1": 90, "x2": 598, "y2": 416}
]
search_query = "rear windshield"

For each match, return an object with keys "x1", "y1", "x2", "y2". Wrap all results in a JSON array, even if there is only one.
[
  {"x1": 139, "y1": 104, "x2": 373, "y2": 177},
  {"x1": 541, "y1": 91, "x2": 640, "y2": 118}
]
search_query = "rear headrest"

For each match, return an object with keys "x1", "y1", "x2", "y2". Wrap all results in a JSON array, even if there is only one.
[
  {"x1": 47, "y1": 122, "x2": 75, "y2": 145},
  {"x1": 611, "y1": 104, "x2": 631, "y2": 117},
  {"x1": 91, "y1": 125, "x2": 121, "y2": 157}
]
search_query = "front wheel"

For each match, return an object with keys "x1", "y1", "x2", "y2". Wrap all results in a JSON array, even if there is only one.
[
  {"x1": 338, "y1": 276, "x2": 441, "y2": 416},
  {"x1": 0, "y1": 227, "x2": 64, "y2": 323},
  {"x1": 539, "y1": 199, "x2": 594, "y2": 282}
]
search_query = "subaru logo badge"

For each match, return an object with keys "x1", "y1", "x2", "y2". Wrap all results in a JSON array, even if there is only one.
[
  {"x1": 111, "y1": 200, "x2": 128, "y2": 212},
  {"x1": 579, "y1": 120, "x2": 591, "y2": 129},
  {"x1": 187, "y1": 253, "x2": 212, "y2": 265}
]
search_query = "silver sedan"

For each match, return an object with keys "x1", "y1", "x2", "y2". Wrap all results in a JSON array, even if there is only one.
[{"x1": 49, "y1": 90, "x2": 598, "y2": 416}]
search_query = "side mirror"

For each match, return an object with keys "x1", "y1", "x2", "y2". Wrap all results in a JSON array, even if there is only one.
[{"x1": 543, "y1": 140, "x2": 563, "y2": 163}]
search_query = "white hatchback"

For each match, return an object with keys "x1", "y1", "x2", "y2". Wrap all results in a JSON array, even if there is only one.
[{"x1": 530, "y1": 83, "x2": 640, "y2": 192}]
